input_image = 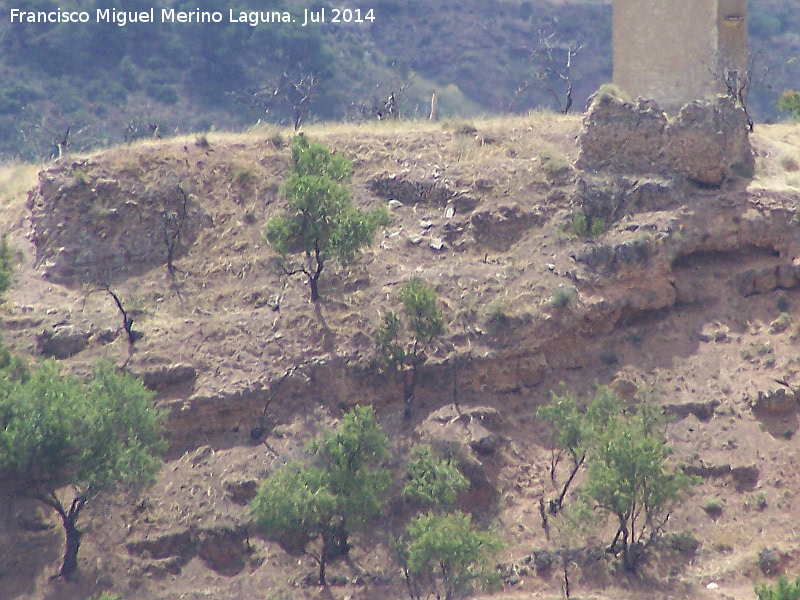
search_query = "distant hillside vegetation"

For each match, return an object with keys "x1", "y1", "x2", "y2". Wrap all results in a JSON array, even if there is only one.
[{"x1": 0, "y1": 0, "x2": 796, "y2": 160}]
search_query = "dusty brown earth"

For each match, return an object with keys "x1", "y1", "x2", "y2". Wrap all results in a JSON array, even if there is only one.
[{"x1": 1, "y1": 112, "x2": 800, "y2": 600}]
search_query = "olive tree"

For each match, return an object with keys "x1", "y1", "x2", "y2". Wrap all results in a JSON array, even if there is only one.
[
  {"x1": 536, "y1": 387, "x2": 587, "y2": 516},
  {"x1": 538, "y1": 386, "x2": 695, "y2": 573},
  {"x1": 400, "y1": 510, "x2": 501, "y2": 600},
  {"x1": 375, "y1": 278, "x2": 445, "y2": 417},
  {"x1": 264, "y1": 136, "x2": 389, "y2": 302},
  {"x1": 0, "y1": 360, "x2": 166, "y2": 578},
  {"x1": 582, "y1": 400, "x2": 695, "y2": 572},
  {"x1": 250, "y1": 405, "x2": 390, "y2": 585}
]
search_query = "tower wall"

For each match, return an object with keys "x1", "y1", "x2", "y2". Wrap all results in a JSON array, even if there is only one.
[{"x1": 613, "y1": 0, "x2": 748, "y2": 107}]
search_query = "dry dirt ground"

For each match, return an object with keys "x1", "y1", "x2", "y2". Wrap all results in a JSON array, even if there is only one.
[{"x1": 1, "y1": 113, "x2": 800, "y2": 600}]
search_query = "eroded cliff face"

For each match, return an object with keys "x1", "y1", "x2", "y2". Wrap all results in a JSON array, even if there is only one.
[
  {"x1": 12, "y1": 112, "x2": 800, "y2": 453},
  {"x1": 5, "y1": 116, "x2": 800, "y2": 600}
]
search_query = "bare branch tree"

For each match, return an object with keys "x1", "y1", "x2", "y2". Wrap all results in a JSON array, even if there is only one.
[
  {"x1": 231, "y1": 71, "x2": 320, "y2": 131},
  {"x1": 52, "y1": 127, "x2": 71, "y2": 159},
  {"x1": 708, "y1": 52, "x2": 769, "y2": 132},
  {"x1": 511, "y1": 31, "x2": 582, "y2": 114},
  {"x1": 345, "y1": 70, "x2": 415, "y2": 123},
  {"x1": 285, "y1": 71, "x2": 318, "y2": 131}
]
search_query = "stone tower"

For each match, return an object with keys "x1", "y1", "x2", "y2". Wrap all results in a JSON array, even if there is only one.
[{"x1": 613, "y1": 0, "x2": 748, "y2": 107}]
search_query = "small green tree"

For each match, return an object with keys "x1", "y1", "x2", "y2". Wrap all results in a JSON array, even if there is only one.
[
  {"x1": 779, "y1": 90, "x2": 800, "y2": 119},
  {"x1": 537, "y1": 387, "x2": 588, "y2": 515},
  {"x1": 536, "y1": 385, "x2": 623, "y2": 519},
  {"x1": 375, "y1": 278, "x2": 445, "y2": 417},
  {"x1": 401, "y1": 510, "x2": 502, "y2": 600},
  {"x1": 756, "y1": 576, "x2": 800, "y2": 600},
  {"x1": 250, "y1": 405, "x2": 390, "y2": 585},
  {"x1": 249, "y1": 464, "x2": 338, "y2": 583},
  {"x1": 582, "y1": 400, "x2": 695, "y2": 572},
  {"x1": 264, "y1": 136, "x2": 389, "y2": 302},
  {"x1": 0, "y1": 361, "x2": 166, "y2": 578},
  {"x1": 403, "y1": 445, "x2": 468, "y2": 508}
]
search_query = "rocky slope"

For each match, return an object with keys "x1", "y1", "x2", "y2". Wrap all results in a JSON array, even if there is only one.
[{"x1": 1, "y1": 109, "x2": 800, "y2": 600}]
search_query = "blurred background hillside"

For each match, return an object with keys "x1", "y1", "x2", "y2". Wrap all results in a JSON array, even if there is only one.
[{"x1": 1, "y1": 0, "x2": 797, "y2": 160}]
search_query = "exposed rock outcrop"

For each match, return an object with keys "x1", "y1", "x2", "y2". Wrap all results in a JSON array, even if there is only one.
[
  {"x1": 368, "y1": 173, "x2": 480, "y2": 213},
  {"x1": 416, "y1": 404, "x2": 505, "y2": 502},
  {"x1": 28, "y1": 163, "x2": 211, "y2": 285},
  {"x1": 577, "y1": 95, "x2": 754, "y2": 187},
  {"x1": 36, "y1": 325, "x2": 90, "y2": 359},
  {"x1": 140, "y1": 363, "x2": 198, "y2": 391}
]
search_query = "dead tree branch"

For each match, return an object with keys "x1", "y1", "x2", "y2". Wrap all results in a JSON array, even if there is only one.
[
  {"x1": 163, "y1": 183, "x2": 188, "y2": 279},
  {"x1": 511, "y1": 31, "x2": 582, "y2": 114}
]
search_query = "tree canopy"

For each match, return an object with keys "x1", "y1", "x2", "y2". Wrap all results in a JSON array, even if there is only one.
[
  {"x1": 403, "y1": 445, "x2": 468, "y2": 508},
  {"x1": 537, "y1": 386, "x2": 695, "y2": 572},
  {"x1": 264, "y1": 136, "x2": 389, "y2": 301},
  {"x1": 251, "y1": 405, "x2": 390, "y2": 585},
  {"x1": 375, "y1": 278, "x2": 445, "y2": 415},
  {"x1": 0, "y1": 359, "x2": 166, "y2": 577},
  {"x1": 401, "y1": 510, "x2": 502, "y2": 600}
]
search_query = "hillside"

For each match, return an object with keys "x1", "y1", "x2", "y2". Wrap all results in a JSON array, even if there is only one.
[
  {"x1": 1, "y1": 0, "x2": 798, "y2": 160},
  {"x1": 2, "y1": 111, "x2": 800, "y2": 600}
]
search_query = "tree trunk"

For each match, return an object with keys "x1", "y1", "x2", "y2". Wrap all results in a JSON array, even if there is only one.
[
  {"x1": 318, "y1": 556, "x2": 326, "y2": 586},
  {"x1": 318, "y1": 540, "x2": 328, "y2": 586},
  {"x1": 403, "y1": 364, "x2": 418, "y2": 420},
  {"x1": 309, "y1": 275, "x2": 320, "y2": 302},
  {"x1": 60, "y1": 514, "x2": 82, "y2": 578},
  {"x1": 620, "y1": 525, "x2": 633, "y2": 572}
]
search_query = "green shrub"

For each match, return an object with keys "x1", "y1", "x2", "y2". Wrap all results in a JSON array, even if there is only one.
[
  {"x1": 539, "y1": 149, "x2": 572, "y2": 182},
  {"x1": 484, "y1": 298, "x2": 511, "y2": 330},
  {"x1": 564, "y1": 212, "x2": 606, "y2": 239},
  {"x1": 548, "y1": 286, "x2": 576, "y2": 309},
  {"x1": 595, "y1": 83, "x2": 631, "y2": 103},
  {"x1": 758, "y1": 547, "x2": 783, "y2": 576},
  {"x1": 756, "y1": 576, "x2": 800, "y2": 600},
  {"x1": 403, "y1": 446, "x2": 468, "y2": 508},
  {"x1": 375, "y1": 278, "x2": 445, "y2": 414},
  {"x1": 0, "y1": 234, "x2": 15, "y2": 300},
  {"x1": 702, "y1": 498, "x2": 723, "y2": 516},
  {"x1": 779, "y1": 91, "x2": 800, "y2": 120}
]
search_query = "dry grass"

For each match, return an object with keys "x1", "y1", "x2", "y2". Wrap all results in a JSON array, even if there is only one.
[
  {"x1": 750, "y1": 121, "x2": 800, "y2": 191},
  {"x1": 0, "y1": 161, "x2": 40, "y2": 206}
]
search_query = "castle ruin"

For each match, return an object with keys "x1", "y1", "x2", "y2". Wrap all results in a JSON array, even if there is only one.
[{"x1": 613, "y1": 0, "x2": 748, "y2": 107}]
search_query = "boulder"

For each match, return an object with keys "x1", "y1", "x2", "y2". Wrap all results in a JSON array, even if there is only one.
[{"x1": 416, "y1": 404, "x2": 504, "y2": 497}]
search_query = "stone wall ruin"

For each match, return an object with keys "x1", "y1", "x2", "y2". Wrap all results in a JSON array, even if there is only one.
[{"x1": 576, "y1": 94, "x2": 754, "y2": 187}]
